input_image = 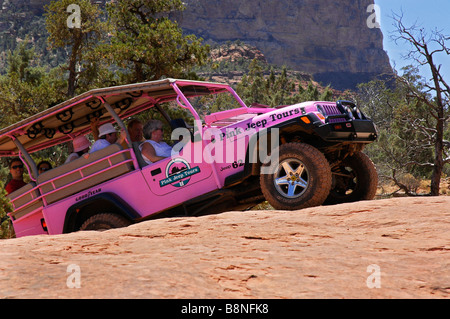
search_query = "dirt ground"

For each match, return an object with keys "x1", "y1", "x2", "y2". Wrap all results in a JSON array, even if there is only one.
[{"x1": 0, "y1": 197, "x2": 449, "y2": 299}]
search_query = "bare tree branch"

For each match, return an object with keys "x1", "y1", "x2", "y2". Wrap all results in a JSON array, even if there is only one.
[{"x1": 390, "y1": 13, "x2": 450, "y2": 196}]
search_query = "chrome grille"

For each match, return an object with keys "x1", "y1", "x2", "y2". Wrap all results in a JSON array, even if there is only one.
[{"x1": 320, "y1": 104, "x2": 346, "y2": 123}]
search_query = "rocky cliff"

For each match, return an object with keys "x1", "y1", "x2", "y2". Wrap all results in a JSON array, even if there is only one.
[{"x1": 180, "y1": 0, "x2": 392, "y2": 89}]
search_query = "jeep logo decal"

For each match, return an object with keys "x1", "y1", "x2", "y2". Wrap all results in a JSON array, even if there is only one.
[{"x1": 160, "y1": 158, "x2": 200, "y2": 188}]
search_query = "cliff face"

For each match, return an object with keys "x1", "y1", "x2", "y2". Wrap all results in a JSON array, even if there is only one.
[{"x1": 180, "y1": 0, "x2": 392, "y2": 89}]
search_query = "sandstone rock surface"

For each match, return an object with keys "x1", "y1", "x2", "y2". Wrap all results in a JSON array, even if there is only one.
[{"x1": 0, "y1": 197, "x2": 449, "y2": 299}]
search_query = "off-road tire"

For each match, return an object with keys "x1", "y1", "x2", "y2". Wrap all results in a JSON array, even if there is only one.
[
  {"x1": 260, "y1": 143, "x2": 332, "y2": 210},
  {"x1": 80, "y1": 213, "x2": 131, "y2": 231},
  {"x1": 325, "y1": 151, "x2": 378, "y2": 205}
]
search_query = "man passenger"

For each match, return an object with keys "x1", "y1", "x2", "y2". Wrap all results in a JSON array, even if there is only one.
[
  {"x1": 90, "y1": 123, "x2": 126, "y2": 153},
  {"x1": 127, "y1": 119, "x2": 144, "y2": 143},
  {"x1": 4, "y1": 158, "x2": 27, "y2": 195}
]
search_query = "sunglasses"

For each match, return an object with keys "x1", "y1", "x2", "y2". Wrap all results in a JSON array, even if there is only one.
[
  {"x1": 39, "y1": 167, "x2": 50, "y2": 172},
  {"x1": 12, "y1": 164, "x2": 24, "y2": 170}
]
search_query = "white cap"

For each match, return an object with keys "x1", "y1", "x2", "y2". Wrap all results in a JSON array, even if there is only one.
[{"x1": 98, "y1": 123, "x2": 117, "y2": 137}]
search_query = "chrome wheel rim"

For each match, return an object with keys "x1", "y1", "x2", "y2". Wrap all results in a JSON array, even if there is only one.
[{"x1": 274, "y1": 159, "x2": 309, "y2": 198}]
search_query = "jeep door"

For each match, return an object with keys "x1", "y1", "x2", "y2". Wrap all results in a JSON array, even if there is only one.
[{"x1": 140, "y1": 137, "x2": 217, "y2": 198}]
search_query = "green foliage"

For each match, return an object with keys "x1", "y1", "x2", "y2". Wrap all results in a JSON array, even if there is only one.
[
  {"x1": 236, "y1": 59, "x2": 333, "y2": 107},
  {"x1": 356, "y1": 66, "x2": 450, "y2": 189},
  {"x1": 45, "y1": 0, "x2": 110, "y2": 97},
  {"x1": 0, "y1": 42, "x2": 60, "y2": 128},
  {"x1": 0, "y1": 180, "x2": 14, "y2": 239},
  {"x1": 98, "y1": 0, "x2": 210, "y2": 84},
  {"x1": 0, "y1": 1, "x2": 212, "y2": 189}
]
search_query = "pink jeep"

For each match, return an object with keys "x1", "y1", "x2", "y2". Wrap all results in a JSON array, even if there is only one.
[{"x1": 0, "y1": 79, "x2": 378, "y2": 238}]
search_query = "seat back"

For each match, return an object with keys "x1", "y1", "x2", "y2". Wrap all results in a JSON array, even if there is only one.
[
  {"x1": 37, "y1": 144, "x2": 133, "y2": 205},
  {"x1": 132, "y1": 141, "x2": 148, "y2": 168}
]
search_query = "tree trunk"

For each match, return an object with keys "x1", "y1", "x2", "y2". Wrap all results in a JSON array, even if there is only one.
[
  {"x1": 393, "y1": 15, "x2": 449, "y2": 197},
  {"x1": 134, "y1": 62, "x2": 144, "y2": 83},
  {"x1": 67, "y1": 29, "x2": 83, "y2": 98},
  {"x1": 430, "y1": 118, "x2": 444, "y2": 196},
  {"x1": 428, "y1": 50, "x2": 445, "y2": 196}
]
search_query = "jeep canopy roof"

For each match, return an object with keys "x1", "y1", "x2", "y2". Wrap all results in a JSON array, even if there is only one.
[{"x1": 0, "y1": 79, "x2": 235, "y2": 157}]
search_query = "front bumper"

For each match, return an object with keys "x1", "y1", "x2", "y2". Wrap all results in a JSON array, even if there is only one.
[{"x1": 313, "y1": 119, "x2": 378, "y2": 143}]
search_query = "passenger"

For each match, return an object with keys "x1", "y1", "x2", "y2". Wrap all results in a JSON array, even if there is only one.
[
  {"x1": 120, "y1": 118, "x2": 144, "y2": 149},
  {"x1": 4, "y1": 158, "x2": 27, "y2": 195},
  {"x1": 37, "y1": 161, "x2": 53, "y2": 174},
  {"x1": 127, "y1": 119, "x2": 144, "y2": 143},
  {"x1": 65, "y1": 135, "x2": 91, "y2": 163},
  {"x1": 140, "y1": 120, "x2": 174, "y2": 164},
  {"x1": 90, "y1": 123, "x2": 126, "y2": 153}
]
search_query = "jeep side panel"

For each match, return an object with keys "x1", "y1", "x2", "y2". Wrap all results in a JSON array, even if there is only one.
[
  {"x1": 10, "y1": 209, "x2": 47, "y2": 237},
  {"x1": 42, "y1": 169, "x2": 149, "y2": 234}
]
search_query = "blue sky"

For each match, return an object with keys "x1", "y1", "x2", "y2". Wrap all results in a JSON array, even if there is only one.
[{"x1": 374, "y1": 0, "x2": 450, "y2": 82}]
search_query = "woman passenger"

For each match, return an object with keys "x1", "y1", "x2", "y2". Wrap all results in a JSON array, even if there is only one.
[
  {"x1": 65, "y1": 135, "x2": 91, "y2": 163},
  {"x1": 139, "y1": 120, "x2": 174, "y2": 164}
]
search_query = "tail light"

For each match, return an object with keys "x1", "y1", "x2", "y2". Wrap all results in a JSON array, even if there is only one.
[{"x1": 41, "y1": 218, "x2": 48, "y2": 232}]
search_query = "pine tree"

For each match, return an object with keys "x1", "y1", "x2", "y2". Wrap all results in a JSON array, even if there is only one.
[
  {"x1": 98, "y1": 0, "x2": 210, "y2": 84},
  {"x1": 45, "y1": 0, "x2": 108, "y2": 97},
  {"x1": 0, "y1": 42, "x2": 59, "y2": 128}
]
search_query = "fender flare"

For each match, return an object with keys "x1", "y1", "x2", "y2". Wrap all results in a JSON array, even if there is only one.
[
  {"x1": 63, "y1": 192, "x2": 141, "y2": 233},
  {"x1": 224, "y1": 118, "x2": 313, "y2": 186},
  {"x1": 245, "y1": 118, "x2": 316, "y2": 171}
]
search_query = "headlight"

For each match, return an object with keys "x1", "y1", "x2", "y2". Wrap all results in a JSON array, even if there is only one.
[
  {"x1": 315, "y1": 105, "x2": 327, "y2": 122},
  {"x1": 353, "y1": 106, "x2": 362, "y2": 119},
  {"x1": 345, "y1": 105, "x2": 355, "y2": 120},
  {"x1": 316, "y1": 105, "x2": 325, "y2": 116}
]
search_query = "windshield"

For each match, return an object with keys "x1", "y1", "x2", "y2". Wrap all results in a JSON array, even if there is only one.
[{"x1": 182, "y1": 88, "x2": 245, "y2": 122}]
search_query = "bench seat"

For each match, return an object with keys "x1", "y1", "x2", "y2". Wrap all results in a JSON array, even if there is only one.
[{"x1": 37, "y1": 144, "x2": 134, "y2": 205}]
